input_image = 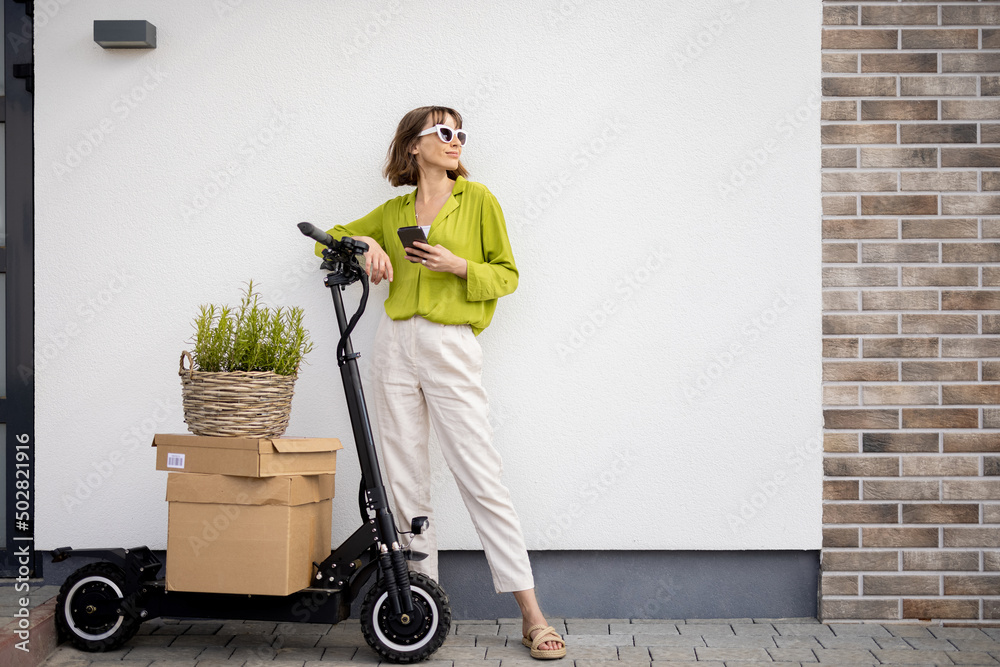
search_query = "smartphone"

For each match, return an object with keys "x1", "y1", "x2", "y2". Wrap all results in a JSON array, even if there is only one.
[{"x1": 397, "y1": 225, "x2": 430, "y2": 250}]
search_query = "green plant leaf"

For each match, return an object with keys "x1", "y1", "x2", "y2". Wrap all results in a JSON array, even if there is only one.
[{"x1": 187, "y1": 281, "x2": 311, "y2": 375}]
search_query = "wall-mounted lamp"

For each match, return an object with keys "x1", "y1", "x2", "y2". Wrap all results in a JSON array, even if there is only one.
[{"x1": 94, "y1": 20, "x2": 157, "y2": 49}]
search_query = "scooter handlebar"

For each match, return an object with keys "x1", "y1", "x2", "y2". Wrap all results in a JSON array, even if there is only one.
[{"x1": 298, "y1": 222, "x2": 334, "y2": 248}]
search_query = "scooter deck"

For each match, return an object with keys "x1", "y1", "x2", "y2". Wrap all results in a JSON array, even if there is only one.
[{"x1": 143, "y1": 580, "x2": 348, "y2": 624}]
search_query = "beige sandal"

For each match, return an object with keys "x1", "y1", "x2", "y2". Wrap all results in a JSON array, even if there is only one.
[{"x1": 521, "y1": 624, "x2": 567, "y2": 659}]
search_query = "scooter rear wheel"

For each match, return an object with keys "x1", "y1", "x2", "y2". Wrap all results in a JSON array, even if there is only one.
[
  {"x1": 360, "y1": 571, "x2": 451, "y2": 663},
  {"x1": 55, "y1": 562, "x2": 142, "y2": 652}
]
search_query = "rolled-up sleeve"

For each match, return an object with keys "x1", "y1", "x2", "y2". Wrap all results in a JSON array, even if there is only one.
[
  {"x1": 314, "y1": 202, "x2": 386, "y2": 258},
  {"x1": 466, "y1": 191, "x2": 518, "y2": 302}
]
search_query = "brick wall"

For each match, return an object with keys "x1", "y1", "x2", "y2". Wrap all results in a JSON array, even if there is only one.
[{"x1": 821, "y1": 1, "x2": 1000, "y2": 623}]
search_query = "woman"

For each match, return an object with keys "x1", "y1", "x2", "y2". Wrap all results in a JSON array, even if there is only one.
[{"x1": 317, "y1": 106, "x2": 566, "y2": 660}]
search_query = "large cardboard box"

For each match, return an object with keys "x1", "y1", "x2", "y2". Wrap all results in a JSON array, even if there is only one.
[
  {"x1": 153, "y1": 433, "x2": 342, "y2": 477},
  {"x1": 165, "y1": 473, "x2": 334, "y2": 596}
]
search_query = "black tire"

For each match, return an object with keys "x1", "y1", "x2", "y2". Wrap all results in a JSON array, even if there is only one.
[
  {"x1": 55, "y1": 562, "x2": 141, "y2": 652},
  {"x1": 360, "y1": 571, "x2": 451, "y2": 663}
]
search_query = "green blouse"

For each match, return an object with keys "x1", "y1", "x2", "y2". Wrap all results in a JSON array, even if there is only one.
[{"x1": 316, "y1": 176, "x2": 518, "y2": 336}]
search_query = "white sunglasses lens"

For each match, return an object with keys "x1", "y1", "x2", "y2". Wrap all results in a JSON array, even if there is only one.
[
  {"x1": 455, "y1": 130, "x2": 467, "y2": 145},
  {"x1": 437, "y1": 126, "x2": 454, "y2": 142}
]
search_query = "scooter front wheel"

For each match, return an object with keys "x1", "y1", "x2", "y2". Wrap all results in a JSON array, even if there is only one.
[
  {"x1": 55, "y1": 562, "x2": 142, "y2": 652},
  {"x1": 360, "y1": 571, "x2": 451, "y2": 663}
]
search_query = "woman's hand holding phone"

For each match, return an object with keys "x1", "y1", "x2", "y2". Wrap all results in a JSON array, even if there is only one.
[{"x1": 406, "y1": 241, "x2": 468, "y2": 279}]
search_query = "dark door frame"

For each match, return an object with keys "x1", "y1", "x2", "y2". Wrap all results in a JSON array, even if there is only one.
[{"x1": 1, "y1": 0, "x2": 35, "y2": 577}]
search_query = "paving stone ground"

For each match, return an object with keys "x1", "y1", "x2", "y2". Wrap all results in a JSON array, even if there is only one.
[{"x1": 37, "y1": 617, "x2": 1000, "y2": 666}]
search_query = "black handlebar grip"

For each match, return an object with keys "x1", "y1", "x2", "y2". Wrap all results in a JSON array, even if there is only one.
[{"x1": 298, "y1": 222, "x2": 334, "y2": 247}]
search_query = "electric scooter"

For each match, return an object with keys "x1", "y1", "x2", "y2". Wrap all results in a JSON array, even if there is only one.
[{"x1": 50, "y1": 223, "x2": 451, "y2": 663}]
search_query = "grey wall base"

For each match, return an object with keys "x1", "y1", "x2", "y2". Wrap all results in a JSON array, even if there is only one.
[
  {"x1": 28, "y1": 549, "x2": 819, "y2": 621},
  {"x1": 431, "y1": 550, "x2": 819, "y2": 621}
]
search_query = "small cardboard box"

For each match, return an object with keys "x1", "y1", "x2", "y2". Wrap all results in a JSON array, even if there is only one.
[
  {"x1": 165, "y1": 473, "x2": 335, "y2": 596},
  {"x1": 152, "y1": 433, "x2": 342, "y2": 477}
]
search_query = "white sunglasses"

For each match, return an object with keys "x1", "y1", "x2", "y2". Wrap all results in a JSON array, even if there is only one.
[{"x1": 418, "y1": 124, "x2": 468, "y2": 146}]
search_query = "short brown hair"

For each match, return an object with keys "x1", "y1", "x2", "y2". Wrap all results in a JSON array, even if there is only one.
[{"x1": 383, "y1": 106, "x2": 469, "y2": 187}]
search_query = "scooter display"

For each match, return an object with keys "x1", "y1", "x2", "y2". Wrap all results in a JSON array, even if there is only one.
[{"x1": 50, "y1": 223, "x2": 451, "y2": 663}]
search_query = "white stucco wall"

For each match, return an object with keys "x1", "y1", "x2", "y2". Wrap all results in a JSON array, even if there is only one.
[{"x1": 33, "y1": 0, "x2": 822, "y2": 552}]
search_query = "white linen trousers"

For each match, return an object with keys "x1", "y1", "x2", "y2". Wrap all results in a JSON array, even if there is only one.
[{"x1": 368, "y1": 312, "x2": 534, "y2": 594}]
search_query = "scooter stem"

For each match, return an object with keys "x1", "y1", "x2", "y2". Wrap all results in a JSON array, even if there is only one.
[{"x1": 326, "y1": 277, "x2": 414, "y2": 615}]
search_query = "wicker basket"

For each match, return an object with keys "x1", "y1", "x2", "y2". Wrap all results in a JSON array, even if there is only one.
[{"x1": 179, "y1": 351, "x2": 297, "y2": 438}]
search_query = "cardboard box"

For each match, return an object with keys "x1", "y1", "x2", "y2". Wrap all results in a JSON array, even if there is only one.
[
  {"x1": 152, "y1": 433, "x2": 342, "y2": 477},
  {"x1": 165, "y1": 473, "x2": 335, "y2": 596}
]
